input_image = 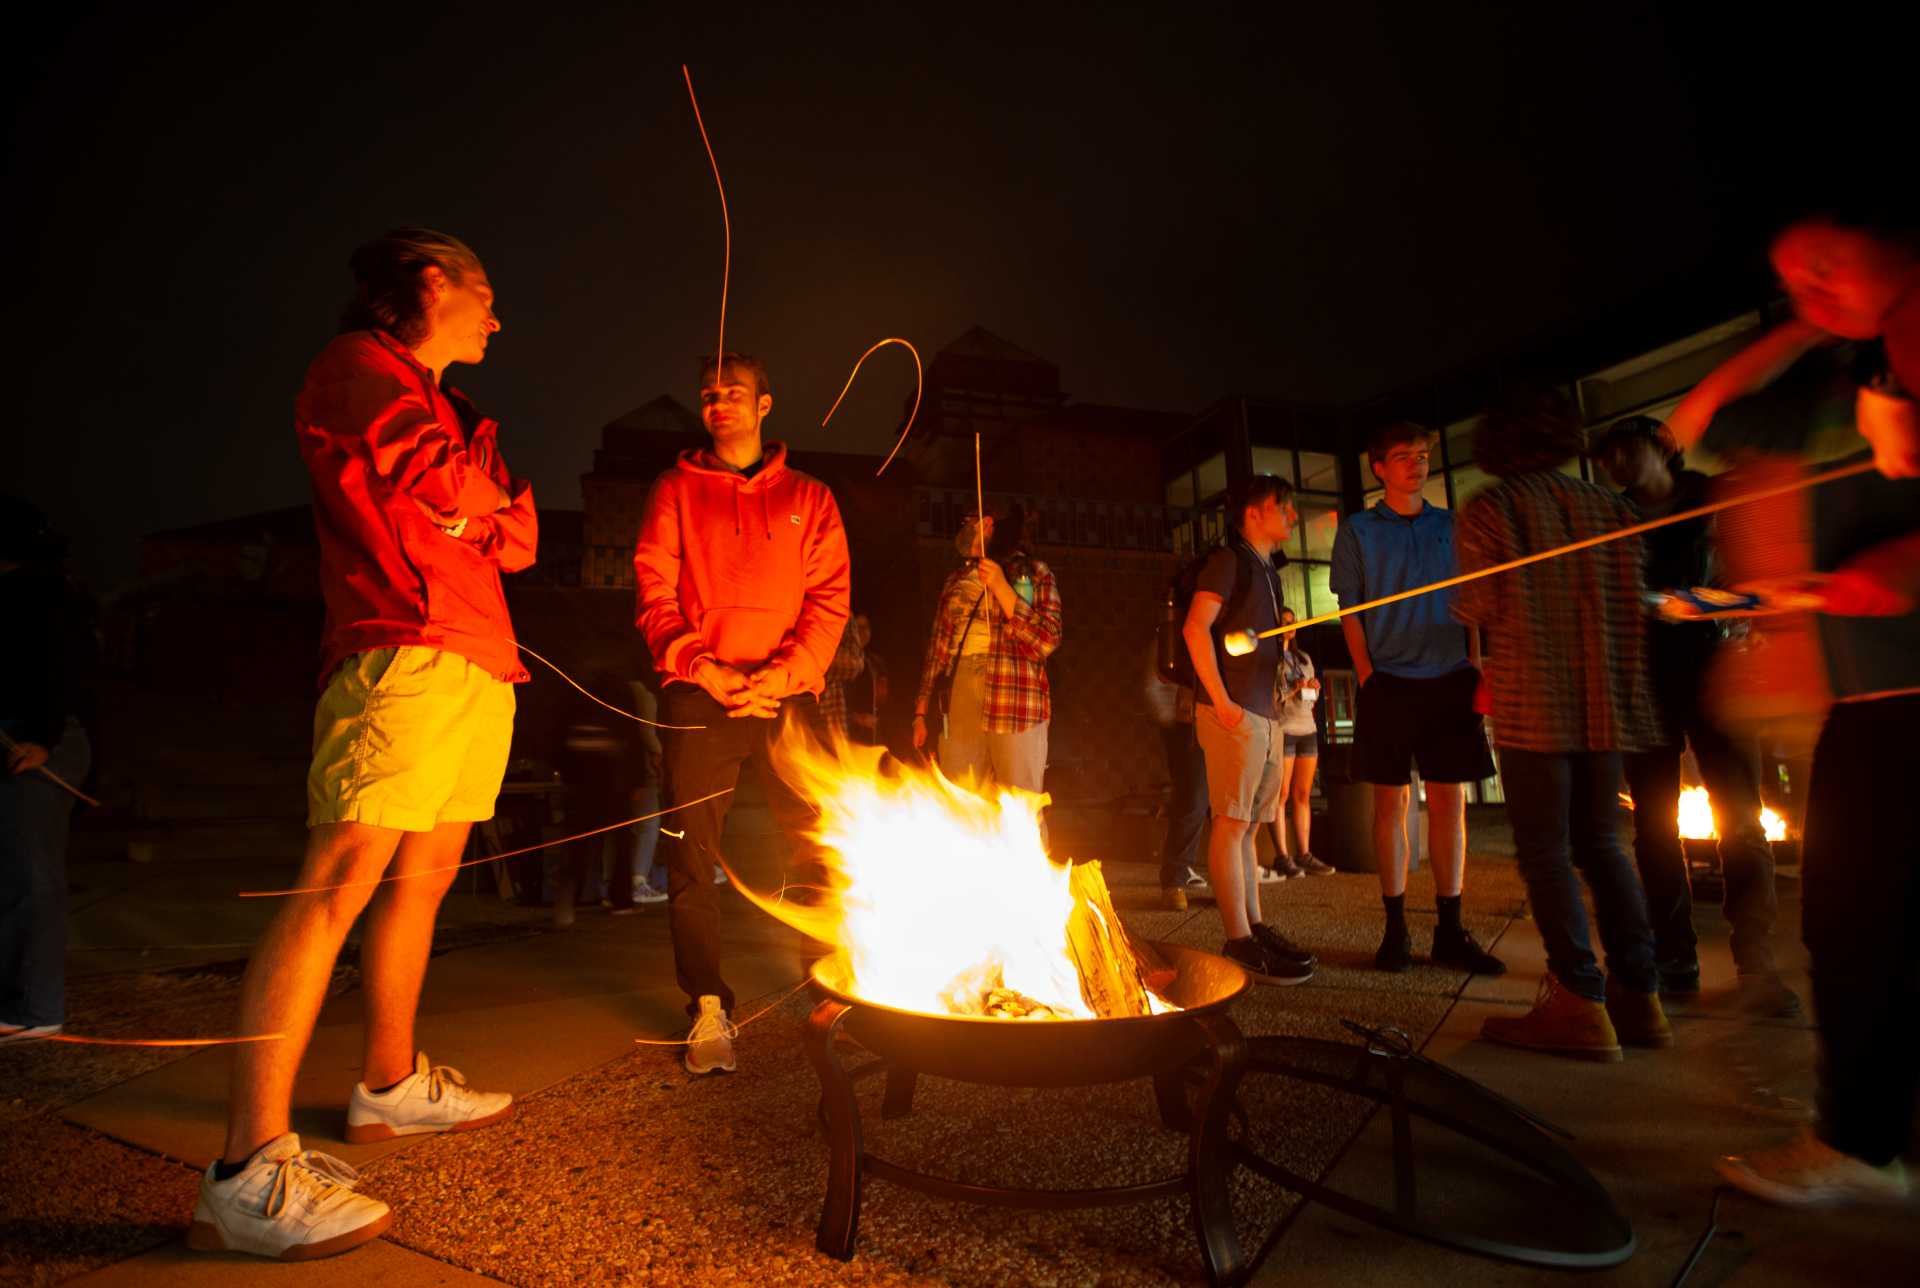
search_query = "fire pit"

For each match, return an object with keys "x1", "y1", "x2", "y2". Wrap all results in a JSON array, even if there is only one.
[{"x1": 806, "y1": 939, "x2": 1256, "y2": 1283}]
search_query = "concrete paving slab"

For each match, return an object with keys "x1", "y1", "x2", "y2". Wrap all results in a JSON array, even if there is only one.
[{"x1": 69, "y1": 1237, "x2": 497, "y2": 1287}]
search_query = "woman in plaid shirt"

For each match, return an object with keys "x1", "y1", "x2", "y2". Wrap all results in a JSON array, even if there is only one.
[{"x1": 912, "y1": 504, "x2": 1064, "y2": 807}]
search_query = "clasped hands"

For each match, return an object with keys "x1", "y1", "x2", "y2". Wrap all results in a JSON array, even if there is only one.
[{"x1": 692, "y1": 657, "x2": 793, "y2": 719}]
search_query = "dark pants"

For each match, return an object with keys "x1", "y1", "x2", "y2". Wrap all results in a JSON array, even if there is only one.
[
  {"x1": 1158, "y1": 722, "x2": 1208, "y2": 887},
  {"x1": 560, "y1": 756, "x2": 641, "y2": 917},
  {"x1": 1500, "y1": 748, "x2": 1658, "y2": 1002},
  {"x1": 659, "y1": 687, "x2": 821, "y2": 1015},
  {"x1": 0, "y1": 721, "x2": 89, "y2": 1028},
  {"x1": 1623, "y1": 641, "x2": 1779, "y2": 976},
  {"x1": 1802, "y1": 695, "x2": 1920, "y2": 1166}
]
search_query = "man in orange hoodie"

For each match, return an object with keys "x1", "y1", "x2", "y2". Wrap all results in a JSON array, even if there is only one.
[{"x1": 634, "y1": 352, "x2": 851, "y2": 1075}]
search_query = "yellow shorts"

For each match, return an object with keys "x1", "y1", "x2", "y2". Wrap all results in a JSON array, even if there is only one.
[{"x1": 306, "y1": 646, "x2": 516, "y2": 832}]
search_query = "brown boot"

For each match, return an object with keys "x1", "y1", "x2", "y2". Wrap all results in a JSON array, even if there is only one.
[
  {"x1": 1482, "y1": 974, "x2": 1622, "y2": 1062},
  {"x1": 1604, "y1": 976, "x2": 1673, "y2": 1048}
]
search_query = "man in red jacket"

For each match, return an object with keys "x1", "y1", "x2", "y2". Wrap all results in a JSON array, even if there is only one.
[
  {"x1": 634, "y1": 352, "x2": 851, "y2": 1076},
  {"x1": 192, "y1": 229, "x2": 534, "y2": 1261}
]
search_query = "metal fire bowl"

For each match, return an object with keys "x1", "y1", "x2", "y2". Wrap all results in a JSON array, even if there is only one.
[{"x1": 806, "y1": 940, "x2": 1249, "y2": 1088}]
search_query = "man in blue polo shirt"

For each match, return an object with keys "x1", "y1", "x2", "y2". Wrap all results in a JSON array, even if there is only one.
[{"x1": 1331, "y1": 422, "x2": 1504, "y2": 976}]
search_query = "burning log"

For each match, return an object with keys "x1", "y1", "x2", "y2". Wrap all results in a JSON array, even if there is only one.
[{"x1": 1066, "y1": 861, "x2": 1158, "y2": 1018}]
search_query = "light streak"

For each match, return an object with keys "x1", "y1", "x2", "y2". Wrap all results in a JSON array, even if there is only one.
[
  {"x1": 515, "y1": 640, "x2": 703, "y2": 729},
  {"x1": 237, "y1": 789, "x2": 734, "y2": 898},
  {"x1": 822, "y1": 338, "x2": 924, "y2": 476},
  {"x1": 29, "y1": 1032, "x2": 287, "y2": 1048},
  {"x1": 631, "y1": 978, "x2": 811, "y2": 1048},
  {"x1": 1221, "y1": 458, "x2": 1877, "y2": 654},
  {"x1": 682, "y1": 64, "x2": 729, "y2": 371}
]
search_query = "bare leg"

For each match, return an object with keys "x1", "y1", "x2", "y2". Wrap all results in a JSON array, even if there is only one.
[
  {"x1": 1290, "y1": 756, "x2": 1318, "y2": 855},
  {"x1": 223, "y1": 822, "x2": 402, "y2": 1164},
  {"x1": 1240, "y1": 824, "x2": 1263, "y2": 929},
  {"x1": 1372, "y1": 785, "x2": 1411, "y2": 897},
  {"x1": 359, "y1": 822, "x2": 470, "y2": 1090},
  {"x1": 1207, "y1": 816, "x2": 1253, "y2": 940},
  {"x1": 1271, "y1": 754, "x2": 1296, "y2": 859},
  {"x1": 1425, "y1": 782, "x2": 1467, "y2": 899}
]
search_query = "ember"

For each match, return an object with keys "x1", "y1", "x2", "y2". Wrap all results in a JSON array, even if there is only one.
[{"x1": 744, "y1": 727, "x2": 1176, "y2": 1020}]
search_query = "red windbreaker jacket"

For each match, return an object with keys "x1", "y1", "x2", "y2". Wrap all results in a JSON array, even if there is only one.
[
  {"x1": 295, "y1": 331, "x2": 537, "y2": 687},
  {"x1": 633, "y1": 443, "x2": 850, "y2": 695}
]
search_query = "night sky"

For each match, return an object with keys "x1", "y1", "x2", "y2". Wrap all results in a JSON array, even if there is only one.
[{"x1": 2, "y1": 2, "x2": 1897, "y2": 584}]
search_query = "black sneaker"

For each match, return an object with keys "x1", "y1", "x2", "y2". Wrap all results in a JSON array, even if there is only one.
[
  {"x1": 1224, "y1": 937, "x2": 1314, "y2": 986},
  {"x1": 1658, "y1": 959, "x2": 1702, "y2": 998},
  {"x1": 1252, "y1": 923, "x2": 1317, "y2": 968},
  {"x1": 1431, "y1": 926, "x2": 1507, "y2": 976},
  {"x1": 1296, "y1": 853, "x2": 1336, "y2": 876},
  {"x1": 1374, "y1": 927, "x2": 1414, "y2": 973}
]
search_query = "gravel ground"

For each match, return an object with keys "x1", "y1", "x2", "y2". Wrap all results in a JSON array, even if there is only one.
[{"x1": 369, "y1": 875, "x2": 1521, "y2": 1287}]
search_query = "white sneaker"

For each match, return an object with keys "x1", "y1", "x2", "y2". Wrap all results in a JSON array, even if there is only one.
[
  {"x1": 0, "y1": 1023, "x2": 62, "y2": 1045},
  {"x1": 345, "y1": 1052, "x2": 513, "y2": 1143},
  {"x1": 1257, "y1": 866, "x2": 1287, "y2": 885},
  {"x1": 188, "y1": 1133, "x2": 390, "y2": 1260},
  {"x1": 1716, "y1": 1129, "x2": 1914, "y2": 1208},
  {"x1": 712, "y1": 867, "x2": 729, "y2": 886},
  {"x1": 684, "y1": 995, "x2": 736, "y2": 1075},
  {"x1": 633, "y1": 886, "x2": 669, "y2": 905}
]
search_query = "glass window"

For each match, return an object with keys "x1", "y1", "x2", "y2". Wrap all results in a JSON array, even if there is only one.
[
  {"x1": 1196, "y1": 453, "x2": 1228, "y2": 502},
  {"x1": 1448, "y1": 463, "x2": 1492, "y2": 508},
  {"x1": 1362, "y1": 486, "x2": 1383, "y2": 512},
  {"x1": 1355, "y1": 451, "x2": 1376, "y2": 492},
  {"x1": 1298, "y1": 451, "x2": 1340, "y2": 494},
  {"x1": 1305, "y1": 562, "x2": 1335, "y2": 620},
  {"x1": 1164, "y1": 471, "x2": 1195, "y2": 509},
  {"x1": 1444, "y1": 415, "x2": 1480, "y2": 468},
  {"x1": 1277, "y1": 562, "x2": 1306, "y2": 618},
  {"x1": 1422, "y1": 475, "x2": 1449, "y2": 510},
  {"x1": 1296, "y1": 497, "x2": 1340, "y2": 559},
  {"x1": 1250, "y1": 445, "x2": 1294, "y2": 484}
]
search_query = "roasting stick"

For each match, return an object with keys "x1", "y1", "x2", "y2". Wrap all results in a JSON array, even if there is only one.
[
  {"x1": 1222, "y1": 458, "x2": 1876, "y2": 655},
  {"x1": 0, "y1": 727, "x2": 101, "y2": 807},
  {"x1": 975, "y1": 432, "x2": 986, "y2": 558},
  {"x1": 236, "y1": 789, "x2": 735, "y2": 898}
]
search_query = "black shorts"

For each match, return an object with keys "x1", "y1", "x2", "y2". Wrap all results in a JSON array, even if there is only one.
[{"x1": 1355, "y1": 667, "x2": 1495, "y2": 786}]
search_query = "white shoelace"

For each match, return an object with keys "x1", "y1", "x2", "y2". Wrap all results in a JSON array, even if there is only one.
[
  {"x1": 421, "y1": 1063, "x2": 472, "y2": 1104},
  {"x1": 264, "y1": 1150, "x2": 363, "y2": 1218},
  {"x1": 689, "y1": 1010, "x2": 737, "y2": 1045}
]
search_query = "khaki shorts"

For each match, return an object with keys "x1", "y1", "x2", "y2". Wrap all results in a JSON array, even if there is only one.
[
  {"x1": 1194, "y1": 702, "x2": 1283, "y2": 822},
  {"x1": 307, "y1": 646, "x2": 515, "y2": 832}
]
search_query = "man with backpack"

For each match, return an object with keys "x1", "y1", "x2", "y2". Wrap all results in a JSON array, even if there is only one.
[{"x1": 1180, "y1": 474, "x2": 1315, "y2": 984}]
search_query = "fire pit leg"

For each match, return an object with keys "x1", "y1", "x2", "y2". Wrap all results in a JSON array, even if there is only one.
[
  {"x1": 1187, "y1": 1013, "x2": 1250, "y2": 1287},
  {"x1": 1153, "y1": 1068, "x2": 1192, "y2": 1132},
  {"x1": 806, "y1": 999, "x2": 864, "y2": 1260},
  {"x1": 881, "y1": 1067, "x2": 918, "y2": 1119}
]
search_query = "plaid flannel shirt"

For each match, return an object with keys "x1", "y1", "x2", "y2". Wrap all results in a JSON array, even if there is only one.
[
  {"x1": 916, "y1": 556, "x2": 1063, "y2": 734},
  {"x1": 817, "y1": 625, "x2": 866, "y2": 734},
  {"x1": 1453, "y1": 471, "x2": 1660, "y2": 755}
]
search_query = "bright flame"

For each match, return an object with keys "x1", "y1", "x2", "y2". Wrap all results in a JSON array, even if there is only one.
[
  {"x1": 738, "y1": 723, "x2": 1173, "y2": 1019},
  {"x1": 1625, "y1": 787, "x2": 1788, "y2": 843}
]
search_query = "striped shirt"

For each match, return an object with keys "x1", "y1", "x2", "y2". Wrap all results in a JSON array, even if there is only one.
[
  {"x1": 1453, "y1": 471, "x2": 1660, "y2": 755},
  {"x1": 916, "y1": 556, "x2": 1063, "y2": 734}
]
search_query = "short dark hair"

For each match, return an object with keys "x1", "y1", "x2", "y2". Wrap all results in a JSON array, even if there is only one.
[
  {"x1": 1229, "y1": 473, "x2": 1294, "y2": 531},
  {"x1": 1365, "y1": 421, "x2": 1435, "y2": 468},
  {"x1": 1590, "y1": 415, "x2": 1682, "y2": 473},
  {"x1": 338, "y1": 227, "x2": 484, "y2": 346},
  {"x1": 1475, "y1": 387, "x2": 1585, "y2": 479},
  {"x1": 698, "y1": 351, "x2": 772, "y2": 399},
  {"x1": 1773, "y1": 198, "x2": 1920, "y2": 259},
  {"x1": 986, "y1": 501, "x2": 1031, "y2": 562}
]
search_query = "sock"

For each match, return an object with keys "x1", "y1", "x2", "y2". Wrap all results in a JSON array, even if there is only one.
[
  {"x1": 1436, "y1": 894, "x2": 1463, "y2": 933},
  {"x1": 214, "y1": 1143, "x2": 265, "y2": 1181},
  {"x1": 367, "y1": 1075, "x2": 409, "y2": 1095},
  {"x1": 1382, "y1": 894, "x2": 1407, "y2": 932}
]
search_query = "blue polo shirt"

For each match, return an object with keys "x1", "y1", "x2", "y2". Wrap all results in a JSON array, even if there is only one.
[{"x1": 1329, "y1": 500, "x2": 1472, "y2": 679}]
